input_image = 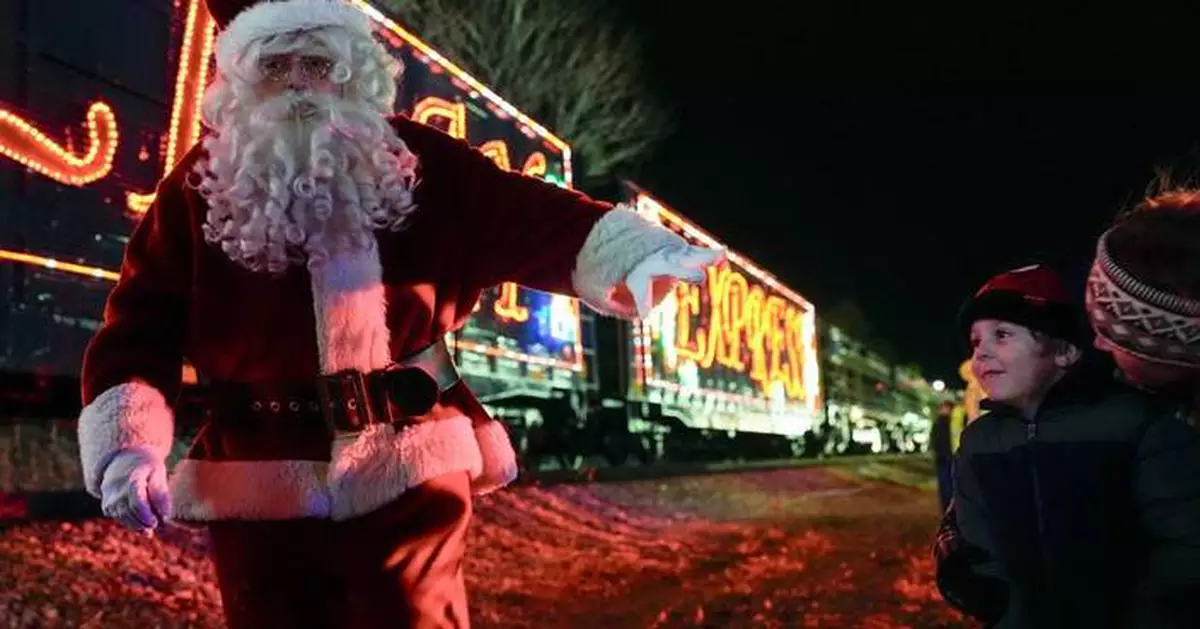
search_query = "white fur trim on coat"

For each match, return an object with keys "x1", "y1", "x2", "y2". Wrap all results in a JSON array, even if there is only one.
[
  {"x1": 309, "y1": 243, "x2": 393, "y2": 373},
  {"x1": 168, "y1": 415, "x2": 484, "y2": 521},
  {"x1": 572, "y1": 205, "x2": 686, "y2": 318},
  {"x1": 170, "y1": 458, "x2": 328, "y2": 522},
  {"x1": 77, "y1": 382, "x2": 175, "y2": 498},
  {"x1": 326, "y1": 416, "x2": 482, "y2": 520},
  {"x1": 215, "y1": 0, "x2": 373, "y2": 78},
  {"x1": 472, "y1": 418, "x2": 519, "y2": 495}
]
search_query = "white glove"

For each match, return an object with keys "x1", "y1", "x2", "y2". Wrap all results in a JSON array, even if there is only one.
[
  {"x1": 624, "y1": 243, "x2": 726, "y2": 318},
  {"x1": 99, "y1": 448, "x2": 171, "y2": 533}
]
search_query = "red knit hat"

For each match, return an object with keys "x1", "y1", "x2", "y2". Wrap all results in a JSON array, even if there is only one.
[{"x1": 959, "y1": 265, "x2": 1087, "y2": 346}]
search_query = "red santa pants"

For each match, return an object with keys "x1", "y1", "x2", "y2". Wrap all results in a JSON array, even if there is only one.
[{"x1": 207, "y1": 471, "x2": 472, "y2": 629}]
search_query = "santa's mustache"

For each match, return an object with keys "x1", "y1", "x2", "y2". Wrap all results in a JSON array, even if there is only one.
[
  {"x1": 250, "y1": 91, "x2": 339, "y2": 125},
  {"x1": 241, "y1": 91, "x2": 383, "y2": 147}
]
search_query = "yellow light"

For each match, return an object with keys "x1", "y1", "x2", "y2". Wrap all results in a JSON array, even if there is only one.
[
  {"x1": 164, "y1": 0, "x2": 217, "y2": 179},
  {"x1": 0, "y1": 249, "x2": 119, "y2": 282},
  {"x1": 521, "y1": 152, "x2": 547, "y2": 179},
  {"x1": 492, "y1": 281, "x2": 530, "y2": 323},
  {"x1": 412, "y1": 97, "x2": 467, "y2": 139},
  {"x1": 478, "y1": 140, "x2": 511, "y2": 171},
  {"x1": 0, "y1": 102, "x2": 119, "y2": 187},
  {"x1": 127, "y1": 0, "x2": 217, "y2": 213}
]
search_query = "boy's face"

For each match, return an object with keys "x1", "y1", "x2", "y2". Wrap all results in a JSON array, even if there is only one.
[{"x1": 969, "y1": 319, "x2": 1071, "y2": 412}]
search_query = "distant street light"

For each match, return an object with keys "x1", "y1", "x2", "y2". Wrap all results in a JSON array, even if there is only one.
[{"x1": 932, "y1": 379, "x2": 946, "y2": 392}]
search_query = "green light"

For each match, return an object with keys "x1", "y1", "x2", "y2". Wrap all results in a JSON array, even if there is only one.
[{"x1": 544, "y1": 172, "x2": 567, "y2": 188}]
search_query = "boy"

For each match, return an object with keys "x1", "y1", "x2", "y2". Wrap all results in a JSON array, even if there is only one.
[{"x1": 946, "y1": 264, "x2": 1200, "y2": 628}]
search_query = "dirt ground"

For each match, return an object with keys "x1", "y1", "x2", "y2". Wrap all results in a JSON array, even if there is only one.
[{"x1": 0, "y1": 459, "x2": 970, "y2": 629}]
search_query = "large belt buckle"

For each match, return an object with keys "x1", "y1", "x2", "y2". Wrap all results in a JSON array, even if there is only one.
[
  {"x1": 379, "y1": 365, "x2": 440, "y2": 420},
  {"x1": 315, "y1": 369, "x2": 372, "y2": 434}
]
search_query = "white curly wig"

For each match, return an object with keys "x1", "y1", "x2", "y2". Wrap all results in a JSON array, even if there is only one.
[{"x1": 192, "y1": 17, "x2": 419, "y2": 274}]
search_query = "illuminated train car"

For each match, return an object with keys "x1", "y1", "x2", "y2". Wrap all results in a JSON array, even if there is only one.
[
  {"x1": 819, "y1": 324, "x2": 897, "y2": 455},
  {"x1": 589, "y1": 183, "x2": 823, "y2": 464},
  {"x1": 0, "y1": 1, "x2": 595, "y2": 418}
]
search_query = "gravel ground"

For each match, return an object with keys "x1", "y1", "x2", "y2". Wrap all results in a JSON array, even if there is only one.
[{"x1": 0, "y1": 462, "x2": 970, "y2": 629}]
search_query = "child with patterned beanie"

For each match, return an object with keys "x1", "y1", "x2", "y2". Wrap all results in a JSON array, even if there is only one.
[{"x1": 1086, "y1": 190, "x2": 1200, "y2": 625}]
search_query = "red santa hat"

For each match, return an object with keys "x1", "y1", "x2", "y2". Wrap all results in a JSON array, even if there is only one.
[{"x1": 208, "y1": 0, "x2": 374, "y2": 75}]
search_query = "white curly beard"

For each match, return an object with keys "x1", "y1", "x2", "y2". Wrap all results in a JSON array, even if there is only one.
[{"x1": 193, "y1": 89, "x2": 419, "y2": 274}]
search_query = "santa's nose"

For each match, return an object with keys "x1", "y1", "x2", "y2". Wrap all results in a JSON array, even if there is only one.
[{"x1": 288, "y1": 67, "x2": 309, "y2": 89}]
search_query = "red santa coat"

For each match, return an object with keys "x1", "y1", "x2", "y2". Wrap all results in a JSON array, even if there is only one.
[{"x1": 77, "y1": 115, "x2": 684, "y2": 522}]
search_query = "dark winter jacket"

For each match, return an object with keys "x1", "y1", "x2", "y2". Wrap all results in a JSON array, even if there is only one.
[
  {"x1": 951, "y1": 370, "x2": 1200, "y2": 629},
  {"x1": 934, "y1": 500, "x2": 1008, "y2": 625}
]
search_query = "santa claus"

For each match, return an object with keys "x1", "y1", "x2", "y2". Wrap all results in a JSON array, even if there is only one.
[{"x1": 77, "y1": 0, "x2": 721, "y2": 626}]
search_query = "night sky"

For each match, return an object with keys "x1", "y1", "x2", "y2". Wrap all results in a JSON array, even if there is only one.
[{"x1": 612, "y1": 0, "x2": 1200, "y2": 382}]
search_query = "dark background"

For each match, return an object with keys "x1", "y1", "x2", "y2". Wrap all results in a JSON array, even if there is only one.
[{"x1": 617, "y1": 0, "x2": 1200, "y2": 380}]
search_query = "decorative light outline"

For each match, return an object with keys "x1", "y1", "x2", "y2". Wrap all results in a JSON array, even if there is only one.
[
  {"x1": 0, "y1": 102, "x2": 119, "y2": 186},
  {"x1": 492, "y1": 281, "x2": 530, "y2": 323},
  {"x1": 521, "y1": 152, "x2": 547, "y2": 178},
  {"x1": 412, "y1": 97, "x2": 467, "y2": 139},
  {"x1": 478, "y1": 140, "x2": 511, "y2": 171},
  {"x1": 127, "y1": 0, "x2": 217, "y2": 213},
  {"x1": 349, "y1": 0, "x2": 573, "y2": 184},
  {"x1": 0, "y1": 250, "x2": 119, "y2": 282}
]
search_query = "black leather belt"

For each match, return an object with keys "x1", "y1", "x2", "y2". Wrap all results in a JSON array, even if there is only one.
[{"x1": 205, "y1": 340, "x2": 462, "y2": 434}]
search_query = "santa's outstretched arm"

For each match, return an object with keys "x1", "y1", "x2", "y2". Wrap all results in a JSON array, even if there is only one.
[
  {"x1": 404, "y1": 126, "x2": 722, "y2": 494},
  {"x1": 435, "y1": 134, "x2": 724, "y2": 318},
  {"x1": 77, "y1": 164, "x2": 193, "y2": 508}
]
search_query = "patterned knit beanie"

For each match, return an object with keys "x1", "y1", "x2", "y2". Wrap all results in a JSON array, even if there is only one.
[{"x1": 1087, "y1": 204, "x2": 1200, "y2": 368}]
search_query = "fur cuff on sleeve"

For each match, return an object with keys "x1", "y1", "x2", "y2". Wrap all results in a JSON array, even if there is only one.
[
  {"x1": 78, "y1": 382, "x2": 175, "y2": 497},
  {"x1": 471, "y1": 418, "x2": 519, "y2": 496},
  {"x1": 572, "y1": 205, "x2": 684, "y2": 318}
]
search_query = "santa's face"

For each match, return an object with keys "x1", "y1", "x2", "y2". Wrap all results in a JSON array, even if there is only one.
[{"x1": 193, "y1": 27, "x2": 416, "y2": 274}]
